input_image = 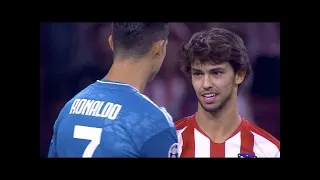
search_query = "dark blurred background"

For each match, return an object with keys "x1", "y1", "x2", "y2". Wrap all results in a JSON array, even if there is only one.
[{"x1": 40, "y1": 22, "x2": 280, "y2": 157}]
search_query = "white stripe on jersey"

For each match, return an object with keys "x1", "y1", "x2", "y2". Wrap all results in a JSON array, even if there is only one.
[
  {"x1": 252, "y1": 131, "x2": 280, "y2": 157},
  {"x1": 194, "y1": 129, "x2": 211, "y2": 157},
  {"x1": 176, "y1": 127, "x2": 187, "y2": 157},
  {"x1": 225, "y1": 132, "x2": 241, "y2": 157}
]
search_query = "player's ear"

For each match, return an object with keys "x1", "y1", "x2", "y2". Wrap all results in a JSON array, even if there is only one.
[
  {"x1": 151, "y1": 39, "x2": 167, "y2": 58},
  {"x1": 235, "y1": 70, "x2": 245, "y2": 85},
  {"x1": 108, "y1": 35, "x2": 114, "y2": 52}
]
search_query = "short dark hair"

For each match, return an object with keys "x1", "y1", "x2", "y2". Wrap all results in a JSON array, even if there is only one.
[
  {"x1": 180, "y1": 28, "x2": 252, "y2": 85},
  {"x1": 112, "y1": 22, "x2": 169, "y2": 58}
]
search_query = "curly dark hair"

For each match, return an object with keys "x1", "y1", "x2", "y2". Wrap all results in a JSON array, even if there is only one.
[
  {"x1": 180, "y1": 28, "x2": 251, "y2": 85},
  {"x1": 112, "y1": 22, "x2": 169, "y2": 58}
]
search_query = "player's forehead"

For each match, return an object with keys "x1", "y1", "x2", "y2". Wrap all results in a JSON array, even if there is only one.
[{"x1": 191, "y1": 60, "x2": 230, "y2": 71}]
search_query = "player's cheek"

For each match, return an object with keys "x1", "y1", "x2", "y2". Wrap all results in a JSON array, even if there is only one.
[{"x1": 197, "y1": 92, "x2": 202, "y2": 101}]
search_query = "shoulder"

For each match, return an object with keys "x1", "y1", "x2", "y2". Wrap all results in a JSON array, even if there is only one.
[
  {"x1": 133, "y1": 92, "x2": 174, "y2": 127},
  {"x1": 244, "y1": 119, "x2": 280, "y2": 157},
  {"x1": 128, "y1": 93, "x2": 177, "y2": 154},
  {"x1": 175, "y1": 114, "x2": 194, "y2": 130}
]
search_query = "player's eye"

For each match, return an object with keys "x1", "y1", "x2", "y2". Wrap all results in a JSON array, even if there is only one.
[
  {"x1": 212, "y1": 71, "x2": 223, "y2": 76},
  {"x1": 192, "y1": 72, "x2": 202, "y2": 76}
]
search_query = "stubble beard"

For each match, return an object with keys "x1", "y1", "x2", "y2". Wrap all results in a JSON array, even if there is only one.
[{"x1": 199, "y1": 88, "x2": 234, "y2": 115}]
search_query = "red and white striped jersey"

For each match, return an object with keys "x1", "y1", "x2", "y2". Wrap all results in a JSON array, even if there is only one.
[{"x1": 175, "y1": 114, "x2": 280, "y2": 158}]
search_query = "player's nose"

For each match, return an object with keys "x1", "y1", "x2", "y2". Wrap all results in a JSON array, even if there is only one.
[{"x1": 202, "y1": 75, "x2": 213, "y2": 90}]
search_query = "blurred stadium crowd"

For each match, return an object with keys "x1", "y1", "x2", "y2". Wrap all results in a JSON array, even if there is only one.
[{"x1": 40, "y1": 22, "x2": 280, "y2": 157}]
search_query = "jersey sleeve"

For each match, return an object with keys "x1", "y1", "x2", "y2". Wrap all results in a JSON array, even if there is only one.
[
  {"x1": 48, "y1": 119, "x2": 59, "y2": 157},
  {"x1": 48, "y1": 109, "x2": 65, "y2": 158},
  {"x1": 140, "y1": 126, "x2": 178, "y2": 158},
  {"x1": 275, "y1": 150, "x2": 280, "y2": 157},
  {"x1": 48, "y1": 138, "x2": 57, "y2": 157}
]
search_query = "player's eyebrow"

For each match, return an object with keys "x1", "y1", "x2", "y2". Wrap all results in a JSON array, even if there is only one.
[
  {"x1": 191, "y1": 67, "x2": 226, "y2": 72},
  {"x1": 209, "y1": 67, "x2": 226, "y2": 71},
  {"x1": 191, "y1": 68, "x2": 202, "y2": 72}
]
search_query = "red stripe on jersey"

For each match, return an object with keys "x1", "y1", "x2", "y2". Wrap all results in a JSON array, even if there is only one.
[
  {"x1": 210, "y1": 142, "x2": 225, "y2": 157},
  {"x1": 240, "y1": 124, "x2": 255, "y2": 155},
  {"x1": 180, "y1": 125, "x2": 195, "y2": 157}
]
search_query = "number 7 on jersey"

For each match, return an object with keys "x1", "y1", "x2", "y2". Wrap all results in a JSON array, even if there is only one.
[{"x1": 73, "y1": 125, "x2": 103, "y2": 157}]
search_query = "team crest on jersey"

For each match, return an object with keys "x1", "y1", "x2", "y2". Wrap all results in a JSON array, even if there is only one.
[
  {"x1": 238, "y1": 153, "x2": 257, "y2": 158},
  {"x1": 168, "y1": 143, "x2": 179, "y2": 158}
]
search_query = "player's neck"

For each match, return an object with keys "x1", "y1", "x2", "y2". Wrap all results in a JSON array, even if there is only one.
[
  {"x1": 195, "y1": 93, "x2": 241, "y2": 143},
  {"x1": 105, "y1": 58, "x2": 152, "y2": 93}
]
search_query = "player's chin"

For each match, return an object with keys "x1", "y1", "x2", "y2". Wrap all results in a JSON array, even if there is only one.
[
  {"x1": 199, "y1": 101, "x2": 219, "y2": 112},
  {"x1": 203, "y1": 105, "x2": 219, "y2": 112}
]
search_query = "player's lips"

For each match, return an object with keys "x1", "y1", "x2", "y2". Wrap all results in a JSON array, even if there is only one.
[{"x1": 201, "y1": 93, "x2": 218, "y2": 104}]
